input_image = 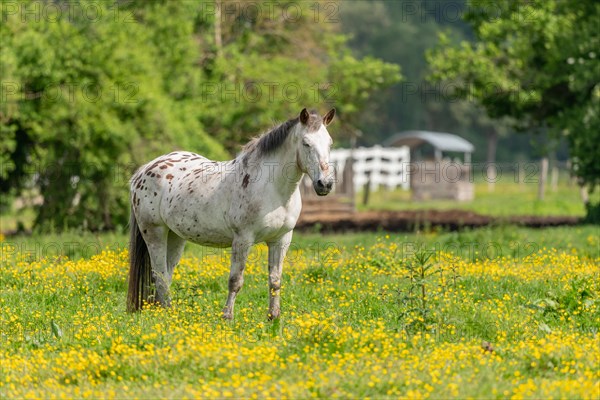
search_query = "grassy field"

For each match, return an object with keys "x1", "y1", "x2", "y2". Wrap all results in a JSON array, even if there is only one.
[
  {"x1": 1, "y1": 226, "x2": 598, "y2": 398},
  {"x1": 358, "y1": 177, "x2": 587, "y2": 217}
]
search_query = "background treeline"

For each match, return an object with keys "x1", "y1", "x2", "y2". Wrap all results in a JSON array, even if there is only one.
[
  {"x1": 1, "y1": 0, "x2": 400, "y2": 230},
  {"x1": 343, "y1": 0, "x2": 597, "y2": 220},
  {"x1": 1, "y1": 0, "x2": 598, "y2": 230},
  {"x1": 340, "y1": 1, "x2": 570, "y2": 163}
]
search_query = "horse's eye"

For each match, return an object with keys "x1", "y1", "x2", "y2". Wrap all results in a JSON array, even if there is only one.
[{"x1": 303, "y1": 142, "x2": 310, "y2": 147}]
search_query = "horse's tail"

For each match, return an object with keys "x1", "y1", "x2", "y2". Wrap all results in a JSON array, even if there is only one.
[{"x1": 127, "y1": 205, "x2": 153, "y2": 312}]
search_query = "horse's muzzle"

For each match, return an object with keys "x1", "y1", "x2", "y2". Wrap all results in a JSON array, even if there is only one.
[{"x1": 314, "y1": 179, "x2": 333, "y2": 196}]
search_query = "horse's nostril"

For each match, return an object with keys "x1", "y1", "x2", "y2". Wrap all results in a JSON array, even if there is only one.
[{"x1": 315, "y1": 179, "x2": 332, "y2": 192}]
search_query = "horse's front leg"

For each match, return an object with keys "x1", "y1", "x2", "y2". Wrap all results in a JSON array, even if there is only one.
[
  {"x1": 267, "y1": 231, "x2": 293, "y2": 320},
  {"x1": 222, "y1": 237, "x2": 252, "y2": 320}
]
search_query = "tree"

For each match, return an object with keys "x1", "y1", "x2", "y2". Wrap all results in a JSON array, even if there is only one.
[
  {"x1": 427, "y1": 0, "x2": 599, "y2": 220},
  {"x1": 1, "y1": 0, "x2": 226, "y2": 231},
  {"x1": 338, "y1": 0, "x2": 517, "y2": 164},
  {"x1": 1, "y1": 0, "x2": 401, "y2": 231},
  {"x1": 339, "y1": 0, "x2": 441, "y2": 142},
  {"x1": 196, "y1": 0, "x2": 401, "y2": 151}
]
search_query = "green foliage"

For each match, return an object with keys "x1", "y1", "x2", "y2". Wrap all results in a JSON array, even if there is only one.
[
  {"x1": 427, "y1": 0, "x2": 600, "y2": 218},
  {"x1": 396, "y1": 251, "x2": 439, "y2": 333},
  {"x1": 328, "y1": 52, "x2": 401, "y2": 129},
  {"x1": 1, "y1": 0, "x2": 400, "y2": 231},
  {"x1": 197, "y1": 0, "x2": 401, "y2": 151},
  {"x1": 1, "y1": 1, "x2": 227, "y2": 231},
  {"x1": 339, "y1": 0, "x2": 509, "y2": 155}
]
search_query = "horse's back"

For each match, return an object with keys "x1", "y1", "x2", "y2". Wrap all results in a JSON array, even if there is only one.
[
  {"x1": 131, "y1": 151, "x2": 212, "y2": 222},
  {"x1": 131, "y1": 151, "x2": 240, "y2": 244}
]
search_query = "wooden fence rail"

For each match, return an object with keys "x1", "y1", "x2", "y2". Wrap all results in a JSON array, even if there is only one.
[{"x1": 299, "y1": 146, "x2": 410, "y2": 221}]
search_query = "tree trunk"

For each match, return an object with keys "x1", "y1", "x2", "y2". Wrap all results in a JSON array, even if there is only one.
[
  {"x1": 579, "y1": 183, "x2": 589, "y2": 205},
  {"x1": 214, "y1": 1, "x2": 222, "y2": 57}
]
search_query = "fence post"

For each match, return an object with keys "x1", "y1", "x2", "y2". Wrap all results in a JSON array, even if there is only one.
[
  {"x1": 487, "y1": 164, "x2": 495, "y2": 193},
  {"x1": 538, "y1": 157, "x2": 548, "y2": 200},
  {"x1": 343, "y1": 157, "x2": 355, "y2": 211},
  {"x1": 362, "y1": 178, "x2": 371, "y2": 206},
  {"x1": 518, "y1": 162, "x2": 525, "y2": 191},
  {"x1": 550, "y1": 165, "x2": 559, "y2": 192}
]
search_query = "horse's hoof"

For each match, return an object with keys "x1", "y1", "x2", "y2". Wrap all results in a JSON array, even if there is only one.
[
  {"x1": 267, "y1": 311, "x2": 280, "y2": 321},
  {"x1": 222, "y1": 309, "x2": 233, "y2": 320}
]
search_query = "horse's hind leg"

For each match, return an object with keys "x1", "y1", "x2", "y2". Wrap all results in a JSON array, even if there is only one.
[
  {"x1": 140, "y1": 225, "x2": 171, "y2": 307},
  {"x1": 167, "y1": 231, "x2": 186, "y2": 283}
]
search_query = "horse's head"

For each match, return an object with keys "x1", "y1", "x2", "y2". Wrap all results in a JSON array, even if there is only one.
[{"x1": 296, "y1": 108, "x2": 336, "y2": 196}]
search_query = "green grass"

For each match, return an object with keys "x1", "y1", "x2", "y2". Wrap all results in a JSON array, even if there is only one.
[
  {"x1": 3, "y1": 225, "x2": 597, "y2": 262},
  {"x1": 1, "y1": 226, "x2": 599, "y2": 397},
  {"x1": 359, "y1": 178, "x2": 586, "y2": 217}
]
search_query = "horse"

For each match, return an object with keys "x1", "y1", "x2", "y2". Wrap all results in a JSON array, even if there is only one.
[{"x1": 127, "y1": 107, "x2": 336, "y2": 320}]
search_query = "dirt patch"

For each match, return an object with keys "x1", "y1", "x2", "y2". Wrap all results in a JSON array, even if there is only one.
[
  {"x1": 2, "y1": 209, "x2": 581, "y2": 237},
  {"x1": 296, "y1": 209, "x2": 581, "y2": 232}
]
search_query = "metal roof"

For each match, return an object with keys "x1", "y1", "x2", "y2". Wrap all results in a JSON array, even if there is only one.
[{"x1": 385, "y1": 131, "x2": 474, "y2": 153}]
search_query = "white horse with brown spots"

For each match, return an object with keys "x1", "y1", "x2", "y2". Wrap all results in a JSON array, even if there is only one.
[{"x1": 127, "y1": 108, "x2": 336, "y2": 320}]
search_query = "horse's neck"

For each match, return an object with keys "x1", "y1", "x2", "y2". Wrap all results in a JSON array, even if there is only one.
[
  {"x1": 242, "y1": 141, "x2": 303, "y2": 200},
  {"x1": 265, "y1": 151, "x2": 303, "y2": 199}
]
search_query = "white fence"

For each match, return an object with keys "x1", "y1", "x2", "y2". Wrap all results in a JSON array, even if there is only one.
[{"x1": 330, "y1": 145, "x2": 410, "y2": 191}]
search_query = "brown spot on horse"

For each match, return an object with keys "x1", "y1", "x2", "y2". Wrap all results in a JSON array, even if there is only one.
[{"x1": 242, "y1": 174, "x2": 250, "y2": 189}]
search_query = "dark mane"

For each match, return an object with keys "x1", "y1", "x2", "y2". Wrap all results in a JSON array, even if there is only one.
[{"x1": 243, "y1": 111, "x2": 323, "y2": 157}]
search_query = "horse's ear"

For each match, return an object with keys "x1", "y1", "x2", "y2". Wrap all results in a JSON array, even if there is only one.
[
  {"x1": 300, "y1": 108, "x2": 310, "y2": 125},
  {"x1": 323, "y1": 108, "x2": 336, "y2": 126}
]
